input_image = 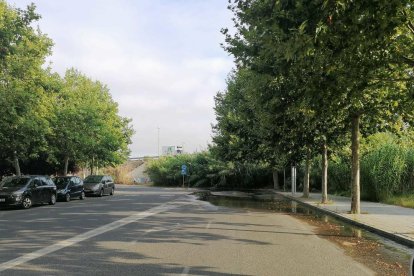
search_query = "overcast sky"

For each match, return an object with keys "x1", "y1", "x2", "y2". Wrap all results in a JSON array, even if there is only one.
[{"x1": 10, "y1": 0, "x2": 234, "y2": 157}]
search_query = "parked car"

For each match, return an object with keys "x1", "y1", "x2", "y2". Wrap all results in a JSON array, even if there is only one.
[
  {"x1": 0, "y1": 175, "x2": 57, "y2": 209},
  {"x1": 83, "y1": 175, "x2": 115, "y2": 197},
  {"x1": 54, "y1": 176, "x2": 85, "y2": 202}
]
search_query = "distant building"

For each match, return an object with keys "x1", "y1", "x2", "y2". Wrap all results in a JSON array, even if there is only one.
[{"x1": 162, "y1": 146, "x2": 183, "y2": 156}]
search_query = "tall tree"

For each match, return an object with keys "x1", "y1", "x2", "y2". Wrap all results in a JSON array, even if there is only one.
[
  {"x1": 221, "y1": 0, "x2": 347, "y2": 200},
  {"x1": 317, "y1": 0, "x2": 414, "y2": 213},
  {"x1": 49, "y1": 69, "x2": 134, "y2": 175},
  {"x1": 0, "y1": 1, "x2": 53, "y2": 175},
  {"x1": 221, "y1": 0, "x2": 414, "y2": 213}
]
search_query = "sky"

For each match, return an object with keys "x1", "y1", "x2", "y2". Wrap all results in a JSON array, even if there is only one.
[{"x1": 10, "y1": 0, "x2": 235, "y2": 157}]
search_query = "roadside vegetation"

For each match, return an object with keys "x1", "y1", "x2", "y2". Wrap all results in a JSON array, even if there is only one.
[
  {"x1": 146, "y1": 152, "x2": 271, "y2": 189},
  {"x1": 0, "y1": 1, "x2": 133, "y2": 177},
  {"x1": 103, "y1": 160, "x2": 144, "y2": 185},
  {"x1": 312, "y1": 132, "x2": 414, "y2": 207},
  {"x1": 149, "y1": 1, "x2": 414, "y2": 212}
]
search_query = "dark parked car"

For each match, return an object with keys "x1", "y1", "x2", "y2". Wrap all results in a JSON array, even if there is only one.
[
  {"x1": 54, "y1": 176, "x2": 85, "y2": 202},
  {"x1": 0, "y1": 175, "x2": 57, "y2": 209},
  {"x1": 84, "y1": 175, "x2": 115, "y2": 197}
]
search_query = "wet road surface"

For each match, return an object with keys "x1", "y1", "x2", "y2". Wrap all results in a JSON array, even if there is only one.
[{"x1": 0, "y1": 185, "x2": 390, "y2": 275}]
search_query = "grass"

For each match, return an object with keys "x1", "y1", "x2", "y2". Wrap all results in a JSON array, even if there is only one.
[
  {"x1": 383, "y1": 194, "x2": 414, "y2": 209},
  {"x1": 316, "y1": 199, "x2": 335, "y2": 206},
  {"x1": 332, "y1": 190, "x2": 351, "y2": 197},
  {"x1": 103, "y1": 160, "x2": 144, "y2": 185}
]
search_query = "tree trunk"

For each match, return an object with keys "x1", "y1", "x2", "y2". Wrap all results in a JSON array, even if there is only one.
[
  {"x1": 272, "y1": 170, "x2": 280, "y2": 190},
  {"x1": 321, "y1": 143, "x2": 328, "y2": 204},
  {"x1": 13, "y1": 151, "x2": 21, "y2": 176},
  {"x1": 351, "y1": 114, "x2": 361, "y2": 214},
  {"x1": 90, "y1": 160, "x2": 94, "y2": 175},
  {"x1": 303, "y1": 149, "x2": 311, "y2": 198},
  {"x1": 63, "y1": 156, "x2": 69, "y2": 176}
]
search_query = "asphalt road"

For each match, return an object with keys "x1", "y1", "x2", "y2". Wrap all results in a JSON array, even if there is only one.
[{"x1": 0, "y1": 185, "x2": 374, "y2": 276}]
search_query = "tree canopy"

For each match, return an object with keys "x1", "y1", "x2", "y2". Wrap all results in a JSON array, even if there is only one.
[
  {"x1": 213, "y1": 0, "x2": 414, "y2": 213},
  {"x1": 0, "y1": 1, "x2": 133, "y2": 176}
]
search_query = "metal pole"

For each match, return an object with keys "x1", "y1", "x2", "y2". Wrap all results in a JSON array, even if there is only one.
[
  {"x1": 291, "y1": 166, "x2": 297, "y2": 195},
  {"x1": 157, "y1": 127, "x2": 160, "y2": 157},
  {"x1": 294, "y1": 166, "x2": 297, "y2": 194},
  {"x1": 187, "y1": 165, "x2": 190, "y2": 188},
  {"x1": 283, "y1": 169, "x2": 286, "y2": 191}
]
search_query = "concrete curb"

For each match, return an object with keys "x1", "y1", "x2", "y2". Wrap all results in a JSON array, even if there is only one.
[{"x1": 277, "y1": 192, "x2": 414, "y2": 248}]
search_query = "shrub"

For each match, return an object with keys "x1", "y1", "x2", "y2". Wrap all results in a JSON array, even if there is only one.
[
  {"x1": 310, "y1": 132, "x2": 414, "y2": 202},
  {"x1": 361, "y1": 143, "x2": 406, "y2": 201},
  {"x1": 145, "y1": 152, "x2": 272, "y2": 189}
]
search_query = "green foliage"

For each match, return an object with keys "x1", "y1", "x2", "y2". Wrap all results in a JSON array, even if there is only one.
[
  {"x1": 359, "y1": 132, "x2": 414, "y2": 202},
  {"x1": 312, "y1": 132, "x2": 414, "y2": 202},
  {"x1": 327, "y1": 157, "x2": 351, "y2": 196},
  {"x1": 361, "y1": 143, "x2": 406, "y2": 201},
  {"x1": 0, "y1": 1, "x2": 53, "y2": 174},
  {"x1": 306, "y1": 153, "x2": 351, "y2": 195},
  {"x1": 146, "y1": 152, "x2": 272, "y2": 189},
  {"x1": 48, "y1": 69, "x2": 134, "y2": 173},
  {"x1": 0, "y1": 2, "x2": 133, "y2": 176},
  {"x1": 212, "y1": 70, "x2": 282, "y2": 166},
  {"x1": 384, "y1": 194, "x2": 414, "y2": 209},
  {"x1": 215, "y1": 0, "x2": 414, "y2": 212}
]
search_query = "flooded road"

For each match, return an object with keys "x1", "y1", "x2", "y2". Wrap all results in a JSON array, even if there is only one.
[{"x1": 197, "y1": 191, "x2": 412, "y2": 276}]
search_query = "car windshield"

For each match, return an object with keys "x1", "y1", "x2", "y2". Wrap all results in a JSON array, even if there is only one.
[
  {"x1": 53, "y1": 177, "x2": 70, "y2": 189},
  {"x1": 0, "y1": 177, "x2": 30, "y2": 188},
  {"x1": 84, "y1": 175, "x2": 103, "y2": 183}
]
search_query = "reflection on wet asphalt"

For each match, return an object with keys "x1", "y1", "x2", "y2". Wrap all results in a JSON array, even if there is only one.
[{"x1": 199, "y1": 191, "x2": 412, "y2": 275}]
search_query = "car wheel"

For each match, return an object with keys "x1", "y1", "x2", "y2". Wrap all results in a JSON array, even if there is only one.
[
  {"x1": 99, "y1": 189, "x2": 104, "y2": 197},
  {"x1": 110, "y1": 188, "x2": 114, "y2": 196},
  {"x1": 65, "y1": 193, "x2": 70, "y2": 202},
  {"x1": 49, "y1": 193, "x2": 56, "y2": 205},
  {"x1": 22, "y1": 197, "x2": 32, "y2": 209},
  {"x1": 80, "y1": 191, "x2": 85, "y2": 200}
]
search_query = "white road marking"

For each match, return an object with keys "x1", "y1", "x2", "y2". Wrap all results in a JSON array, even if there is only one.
[
  {"x1": 144, "y1": 223, "x2": 181, "y2": 234},
  {"x1": 206, "y1": 221, "x2": 212, "y2": 229},
  {"x1": 181, "y1": 266, "x2": 190, "y2": 276},
  {"x1": 0, "y1": 198, "x2": 189, "y2": 272}
]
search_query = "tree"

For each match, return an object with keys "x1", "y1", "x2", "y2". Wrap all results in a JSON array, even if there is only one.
[
  {"x1": 316, "y1": 0, "x2": 414, "y2": 213},
  {"x1": 221, "y1": 0, "x2": 347, "y2": 200},
  {"x1": 212, "y1": 68, "x2": 288, "y2": 189},
  {"x1": 49, "y1": 69, "x2": 134, "y2": 175},
  {"x1": 0, "y1": 1, "x2": 53, "y2": 175},
  {"x1": 221, "y1": 0, "x2": 414, "y2": 213}
]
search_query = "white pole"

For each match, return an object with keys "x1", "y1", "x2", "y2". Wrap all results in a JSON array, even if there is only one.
[
  {"x1": 294, "y1": 166, "x2": 297, "y2": 194},
  {"x1": 157, "y1": 127, "x2": 160, "y2": 157},
  {"x1": 291, "y1": 166, "x2": 297, "y2": 195}
]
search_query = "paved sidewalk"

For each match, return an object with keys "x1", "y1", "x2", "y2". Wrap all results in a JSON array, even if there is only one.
[{"x1": 278, "y1": 192, "x2": 414, "y2": 247}]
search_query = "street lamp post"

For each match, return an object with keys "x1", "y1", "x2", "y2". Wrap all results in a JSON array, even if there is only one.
[{"x1": 157, "y1": 127, "x2": 160, "y2": 157}]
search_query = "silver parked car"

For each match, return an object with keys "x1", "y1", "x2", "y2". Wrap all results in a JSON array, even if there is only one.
[{"x1": 83, "y1": 175, "x2": 115, "y2": 197}]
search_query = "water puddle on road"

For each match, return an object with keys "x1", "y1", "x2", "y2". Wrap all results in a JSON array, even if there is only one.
[{"x1": 195, "y1": 191, "x2": 412, "y2": 276}]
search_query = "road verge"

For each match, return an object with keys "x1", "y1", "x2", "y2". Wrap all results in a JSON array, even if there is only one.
[{"x1": 277, "y1": 192, "x2": 414, "y2": 248}]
